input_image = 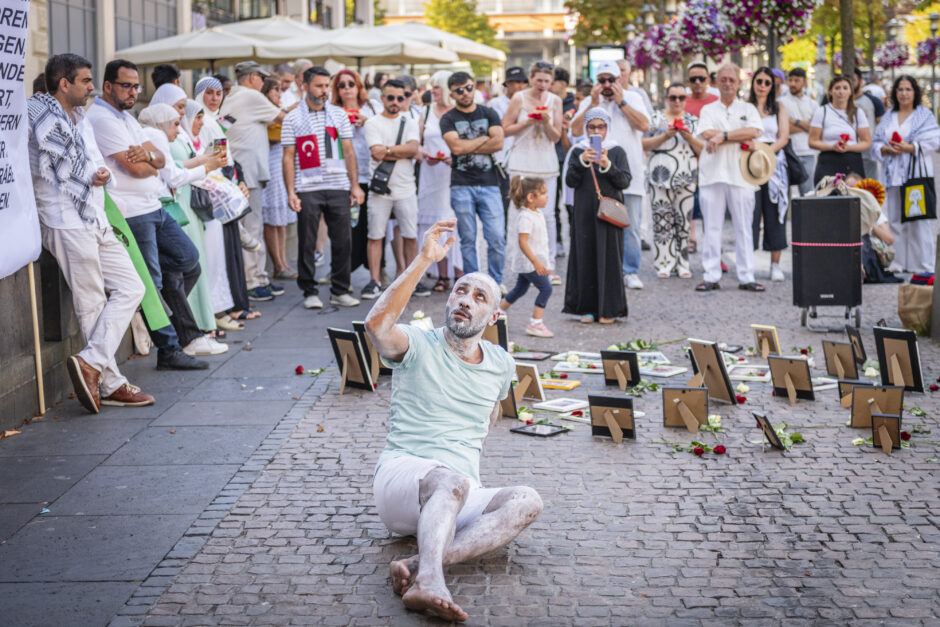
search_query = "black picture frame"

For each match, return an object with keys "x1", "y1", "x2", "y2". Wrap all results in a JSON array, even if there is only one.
[
  {"x1": 871, "y1": 413, "x2": 902, "y2": 451},
  {"x1": 482, "y1": 316, "x2": 508, "y2": 351},
  {"x1": 588, "y1": 395, "x2": 635, "y2": 441},
  {"x1": 327, "y1": 327, "x2": 375, "y2": 393},
  {"x1": 687, "y1": 339, "x2": 737, "y2": 404},
  {"x1": 752, "y1": 411, "x2": 785, "y2": 450},
  {"x1": 500, "y1": 387, "x2": 518, "y2": 419},
  {"x1": 844, "y1": 324, "x2": 867, "y2": 366},
  {"x1": 352, "y1": 320, "x2": 392, "y2": 379},
  {"x1": 768, "y1": 355, "x2": 815, "y2": 403},
  {"x1": 510, "y1": 423, "x2": 569, "y2": 437},
  {"x1": 600, "y1": 350, "x2": 641, "y2": 390},
  {"x1": 873, "y1": 326, "x2": 924, "y2": 393}
]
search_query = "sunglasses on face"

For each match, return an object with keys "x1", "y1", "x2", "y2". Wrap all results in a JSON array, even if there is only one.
[
  {"x1": 384, "y1": 94, "x2": 406, "y2": 102},
  {"x1": 452, "y1": 84, "x2": 474, "y2": 95},
  {"x1": 688, "y1": 75, "x2": 707, "y2": 83},
  {"x1": 755, "y1": 78, "x2": 772, "y2": 87},
  {"x1": 597, "y1": 76, "x2": 616, "y2": 85},
  {"x1": 337, "y1": 81, "x2": 356, "y2": 89},
  {"x1": 534, "y1": 61, "x2": 554, "y2": 70},
  {"x1": 404, "y1": 91, "x2": 412, "y2": 98},
  {"x1": 668, "y1": 94, "x2": 687, "y2": 102},
  {"x1": 113, "y1": 82, "x2": 140, "y2": 91}
]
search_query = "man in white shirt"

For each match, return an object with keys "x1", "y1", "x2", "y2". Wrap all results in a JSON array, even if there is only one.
[
  {"x1": 220, "y1": 61, "x2": 288, "y2": 302},
  {"x1": 280, "y1": 58, "x2": 312, "y2": 110},
  {"x1": 696, "y1": 63, "x2": 764, "y2": 293},
  {"x1": 571, "y1": 60, "x2": 650, "y2": 290},
  {"x1": 27, "y1": 54, "x2": 152, "y2": 413},
  {"x1": 780, "y1": 67, "x2": 819, "y2": 195},
  {"x1": 86, "y1": 59, "x2": 210, "y2": 370}
]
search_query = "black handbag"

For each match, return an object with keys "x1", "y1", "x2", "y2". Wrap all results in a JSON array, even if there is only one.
[
  {"x1": 189, "y1": 186, "x2": 214, "y2": 223},
  {"x1": 901, "y1": 146, "x2": 937, "y2": 222},
  {"x1": 369, "y1": 118, "x2": 406, "y2": 195},
  {"x1": 783, "y1": 140, "x2": 808, "y2": 186}
]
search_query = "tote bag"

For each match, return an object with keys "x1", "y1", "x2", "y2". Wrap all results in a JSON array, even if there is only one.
[{"x1": 901, "y1": 146, "x2": 937, "y2": 222}]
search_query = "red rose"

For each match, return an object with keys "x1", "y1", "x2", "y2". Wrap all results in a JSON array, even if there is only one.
[
  {"x1": 571, "y1": 410, "x2": 583, "y2": 416},
  {"x1": 756, "y1": 420, "x2": 761, "y2": 428},
  {"x1": 693, "y1": 446, "x2": 705, "y2": 456},
  {"x1": 295, "y1": 365, "x2": 304, "y2": 375},
  {"x1": 800, "y1": 348, "x2": 808, "y2": 355},
  {"x1": 589, "y1": 364, "x2": 597, "y2": 369},
  {"x1": 839, "y1": 133, "x2": 850, "y2": 143},
  {"x1": 900, "y1": 431, "x2": 911, "y2": 441},
  {"x1": 935, "y1": 376, "x2": 940, "y2": 382},
  {"x1": 528, "y1": 113, "x2": 543, "y2": 120},
  {"x1": 436, "y1": 151, "x2": 446, "y2": 159},
  {"x1": 526, "y1": 419, "x2": 534, "y2": 425},
  {"x1": 560, "y1": 373, "x2": 568, "y2": 379},
  {"x1": 373, "y1": 383, "x2": 378, "y2": 389},
  {"x1": 891, "y1": 131, "x2": 902, "y2": 143},
  {"x1": 930, "y1": 384, "x2": 939, "y2": 392},
  {"x1": 735, "y1": 395, "x2": 747, "y2": 404},
  {"x1": 740, "y1": 144, "x2": 750, "y2": 151},
  {"x1": 713, "y1": 445, "x2": 726, "y2": 454}
]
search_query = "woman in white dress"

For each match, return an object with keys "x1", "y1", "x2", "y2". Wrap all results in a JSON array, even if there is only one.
[
  {"x1": 502, "y1": 61, "x2": 564, "y2": 284},
  {"x1": 417, "y1": 70, "x2": 463, "y2": 292}
]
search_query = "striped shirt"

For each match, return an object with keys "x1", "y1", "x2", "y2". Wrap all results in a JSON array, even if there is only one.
[{"x1": 281, "y1": 104, "x2": 353, "y2": 192}]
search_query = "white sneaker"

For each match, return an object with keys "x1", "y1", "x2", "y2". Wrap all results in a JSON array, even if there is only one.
[
  {"x1": 304, "y1": 294, "x2": 323, "y2": 309},
  {"x1": 330, "y1": 293, "x2": 360, "y2": 307},
  {"x1": 183, "y1": 335, "x2": 229, "y2": 356},
  {"x1": 623, "y1": 273, "x2": 644, "y2": 289},
  {"x1": 770, "y1": 264, "x2": 785, "y2": 282}
]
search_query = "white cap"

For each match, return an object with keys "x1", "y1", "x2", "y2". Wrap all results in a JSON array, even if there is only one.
[{"x1": 595, "y1": 61, "x2": 620, "y2": 78}]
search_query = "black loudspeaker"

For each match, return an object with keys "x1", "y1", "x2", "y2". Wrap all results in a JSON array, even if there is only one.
[{"x1": 791, "y1": 195, "x2": 862, "y2": 308}]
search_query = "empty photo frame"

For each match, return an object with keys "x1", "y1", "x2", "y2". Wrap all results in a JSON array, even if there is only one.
[
  {"x1": 838, "y1": 379, "x2": 873, "y2": 408},
  {"x1": 482, "y1": 316, "x2": 509, "y2": 351},
  {"x1": 822, "y1": 340, "x2": 858, "y2": 380},
  {"x1": 752, "y1": 411, "x2": 785, "y2": 450},
  {"x1": 845, "y1": 324, "x2": 867, "y2": 366},
  {"x1": 600, "y1": 350, "x2": 640, "y2": 391},
  {"x1": 327, "y1": 327, "x2": 374, "y2": 394},
  {"x1": 662, "y1": 387, "x2": 708, "y2": 433},
  {"x1": 850, "y1": 385, "x2": 904, "y2": 427},
  {"x1": 514, "y1": 363, "x2": 545, "y2": 403},
  {"x1": 751, "y1": 324, "x2": 781, "y2": 359},
  {"x1": 687, "y1": 339, "x2": 737, "y2": 404},
  {"x1": 768, "y1": 355, "x2": 815, "y2": 404},
  {"x1": 588, "y1": 395, "x2": 635, "y2": 443},
  {"x1": 871, "y1": 413, "x2": 902, "y2": 453},
  {"x1": 873, "y1": 327, "x2": 924, "y2": 392},
  {"x1": 500, "y1": 387, "x2": 519, "y2": 419},
  {"x1": 532, "y1": 397, "x2": 589, "y2": 412},
  {"x1": 352, "y1": 320, "x2": 391, "y2": 381}
]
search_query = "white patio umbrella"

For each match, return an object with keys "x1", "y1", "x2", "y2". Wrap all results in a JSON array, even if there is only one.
[
  {"x1": 114, "y1": 27, "x2": 267, "y2": 71},
  {"x1": 215, "y1": 15, "x2": 326, "y2": 41},
  {"x1": 372, "y1": 22, "x2": 506, "y2": 63}
]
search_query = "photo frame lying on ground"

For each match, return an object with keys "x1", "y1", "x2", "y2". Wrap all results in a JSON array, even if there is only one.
[
  {"x1": 600, "y1": 350, "x2": 640, "y2": 391},
  {"x1": 510, "y1": 423, "x2": 569, "y2": 437},
  {"x1": 551, "y1": 350, "x2": 602, "y2": 361},
  {"x1": 752, "y1": 411, "x2": 785, "y2": 450},
  {"x1": 687, "y1": 339, "x2": 737, "y2": 404},
  {"x1": 850, "y1": 385, "x2": 904, "y2": 427},
  {"x1": 482, "y1": 316, "x2": 508, "y2": 351},
  {"x1": 352, "y1": 321, "x2": 391, "y2": 381},
  {"x1": 640, "y1": 364, "x2": 688, "y2": 378},
  {"x1": 327, "y1": 327, "x2": 374, "y2": 394},
  {"x1": 873, "y1": 326, "x2": 923, "y2": 392},
  {"x1": 871, "y1": 413, "x2": 902, "y2": 453},
  {"x1": 514, "y1": 363, "x2": 544, "y2": 403},
  {"x1": 839, "y1": 379, "x2": 873, "y2": 408},
  {"x1": 532, "y1": 397, "x2": 589, "y2": 412},
  {"x1": 540, "y1": 378, "x2": 581, "y2": 390},
  {"x1": 555, "y1": 360, "x2": 604, "y2": 374},
  {"x1": 845, "y1": 324, "x2": 867, "y2": 366},
  {"x1": 512, "y1": 351, "x2": 551, "y2": 361},
  {"x1": 751, "y1": 324, "x2": 781, "y2": 359},
  {"x1": 822, "y1": 340, "x2": 857, "y2": 380},
  {"x1": 588, "y1": 395, "x2": 635, "y2": 443},
  {"x1": 638, "y1": 350, "x2": 670, "y2": 364},
  {"x1": 727, "y1": 364, "x2": 772, "y2": 382},
  {"x1": 662, "y1": 387, "x2": 708, "y2": 433},
  {"x1": 768, "y1": 355, "x2": 814, "y2": 404}
]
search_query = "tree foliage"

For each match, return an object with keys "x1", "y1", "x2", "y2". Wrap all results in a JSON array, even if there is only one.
[
  {"x1": 563, "y1": 0, "x2": 644, "y2": 47},
  {"x1": 345, "y1": 0, "x2": 386, "y2": 26},
  {"x1": 424, "y1": 0, "x2": 504, "y2": 75}
]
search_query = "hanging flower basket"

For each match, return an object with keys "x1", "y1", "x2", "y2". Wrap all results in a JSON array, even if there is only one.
[
  {"x1": 874, "y1": 41, "x2": 910, "y2": 70},
  {"x1": 916, "y1": 38, "x2": 940, "y2": 66}
]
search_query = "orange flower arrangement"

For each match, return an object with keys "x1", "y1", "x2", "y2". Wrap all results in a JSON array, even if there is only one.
[{"x1": 855, "y1": 178, "x2": 885, "y2": 205}]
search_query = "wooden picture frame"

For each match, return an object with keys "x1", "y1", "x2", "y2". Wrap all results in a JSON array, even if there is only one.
[
  {"x1": 600, "y1": 350, "x2": 640, "y2": 391},
  {"x1": 844, "y1": 324, "x2": 867, "y2": 366},
  {"x1": 850, "y1": 385, "x2": 904, "y2": 428},
  {"x1": 662, "y1": 387, "x2": 708, "y2": 433},
  {"x1": 514, "y1": 363, "x2": 544, "y2": 403},
  {"x1": 751, "y1": 324, "x2": 781, "y2": 359},
  {"x1": 871, "y1": 413, "x2": 902, "y2": 453},
  {"x1": 327, "y1": 327, "x2": 374, "y2": 394},
  {"x1": 588, "y1": 395, "x2": 635, "y2": 443},
  {"x1": 768, "y1": 355, "x2": 815, "y2": 404},
  {"x1": 687, "y1": 339, "x2": 737, "y2": 404},
  {"x1": 873, "y1": 326, "x2": 924, "y2": 392},
  {"x1": 352, "y1": 321, "x2": 391, "y2": 381},
  {"x1": 838, "y1": 379, "x2": 873, "y2": 408},
  {"x1": 822, "y1": 340, "x2": 858, "y2": 380},
  {"x1": 482, "y1": 316, "x2": 508, "y2": 351},
  {"x1": 752, "y1": 411, "x2": 785, "y2": 450},
  {"x1": 500, "y1": 387, "x2": 518, "y2": 419}
]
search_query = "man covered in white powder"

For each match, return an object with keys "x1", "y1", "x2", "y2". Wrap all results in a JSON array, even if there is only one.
[{"x1": 365, "y1": 220, "x2": 543, "y2": 622}]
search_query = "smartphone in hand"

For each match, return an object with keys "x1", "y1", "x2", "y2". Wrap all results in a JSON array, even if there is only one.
[{"x1": 589, "y1": 134, "x2": 602, "y2": 158}]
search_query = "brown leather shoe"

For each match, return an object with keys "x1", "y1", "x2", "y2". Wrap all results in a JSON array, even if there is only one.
[
  {"x1": 67, "y1": 355, "x2": 100, "y2": 413},
  {"x1": 101, "y1": 383, "x2": 155, "y2": 407}
]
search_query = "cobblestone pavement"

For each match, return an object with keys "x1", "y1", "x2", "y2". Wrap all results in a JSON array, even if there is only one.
[{"x1": 122, "y1": 243, "x2": 940, "y2": 626}]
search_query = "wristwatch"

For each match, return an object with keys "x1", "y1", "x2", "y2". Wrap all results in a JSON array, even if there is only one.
[
  {"x1": 147, "y1": 150, "x2": 156, "y2": 163},
  {"x1": 722, "y1": 131, "x2": 728, "y2": 141},
  {"x1": 619, "y1": 99, "x2": 627, "y2": 108}
]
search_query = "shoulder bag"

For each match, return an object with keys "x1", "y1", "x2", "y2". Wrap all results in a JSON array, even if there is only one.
[
  {"x1": 189, "y1": 186, "x2": 214, "y2": 223},
  {"x1": 369, "y1": 118, "x2": 406, "y2": 195},
  {"x1": 783, "y1": 140, "x2": 808, "y2": 186},
  {"x1": 589, "y1": 159, "x2": 630, "y2": 228},
  {"x1": 159, "y1": 196, "x2": 189, "y2": 227},
  {"x1": 901, "y1": 146, "x2": 937, "y2": 222}
]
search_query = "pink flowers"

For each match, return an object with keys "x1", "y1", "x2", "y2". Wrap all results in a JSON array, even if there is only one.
[
  {"x1": 874, "y1": 41, "x2": 910, "y2": 70},
  {"x1": 713, "y1": 445, "x2": 727, "y2": 455}
]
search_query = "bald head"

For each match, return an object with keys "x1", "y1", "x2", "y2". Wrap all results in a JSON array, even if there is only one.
[{"x1": 445, "y1": 273, "x2": 502, "y2": 340}]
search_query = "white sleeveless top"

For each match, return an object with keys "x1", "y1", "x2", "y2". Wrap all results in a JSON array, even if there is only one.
[
  {"x1": 758, "y1": 112, "x2": 779, "y2": 143},
  {"x1": 507, "y1": 90, "x2": 560, "y2": 176}
]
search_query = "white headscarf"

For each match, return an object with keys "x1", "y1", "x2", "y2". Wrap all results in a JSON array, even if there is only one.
[
  {"x1": 151, "y1": 83, "x2": 187, "y2": 109},
  {"x1": 138, "y1": 103, "x2": 180, "y2": 134},
  {"x1": 181, "y1": 100, "x2": 203, "y2": 150}
]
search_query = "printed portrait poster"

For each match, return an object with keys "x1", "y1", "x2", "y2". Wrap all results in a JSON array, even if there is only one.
[{"x1": 0, "y1": 0, "x2": 40, "y2": 280}]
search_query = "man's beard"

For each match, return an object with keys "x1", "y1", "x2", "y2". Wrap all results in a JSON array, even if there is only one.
[
  {"x1": 117, "y1": 98, "x2": 135, "y2": 111},
  {"x1": 602, "y1": 88, "x2": 614, "y2": 98},
  {"x1": 444, "y1": 304, "x2": 487, "y2": 339},
  {"x1": 308, "y1": 94, "x2": 326, "y2": 106}
]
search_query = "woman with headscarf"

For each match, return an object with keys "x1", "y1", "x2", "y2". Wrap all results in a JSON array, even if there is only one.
[
  {"x1": 139, "y1": 103, "x2": 228, "y2": 356},
  {"x1": 563, "y1": 107, "x2": 632, "y2": 323},
  {"x1": 150, "y1": 83, "x2": 187, "y2": 117}
]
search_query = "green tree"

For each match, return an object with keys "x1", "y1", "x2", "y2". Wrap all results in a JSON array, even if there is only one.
[
  {"x1": 345, "y1": 0, "x2": 387, "y2": 25},
  {"x1": 855, "y1": 0, "x2": 885, "y2": 69},
  {"x1": 424, "y1": 0, "x2": 504, "y2": 75},
  {"x1": 563, "y1": 0, "x2": 644, "y2": 46}
]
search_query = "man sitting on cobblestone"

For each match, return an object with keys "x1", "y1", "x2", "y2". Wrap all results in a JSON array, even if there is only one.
[{"x1": 365, "y1": 220, "x2": 543, "y2": 622}]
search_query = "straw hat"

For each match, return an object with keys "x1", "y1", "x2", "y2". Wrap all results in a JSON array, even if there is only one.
[{"x1": 739, "y1": 142, "x2": 776, "y2": 186}]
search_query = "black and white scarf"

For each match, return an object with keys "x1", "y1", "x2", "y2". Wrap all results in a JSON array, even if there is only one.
[{"x1": 27, "y1": 93, "x2": 94, "y2": 223}]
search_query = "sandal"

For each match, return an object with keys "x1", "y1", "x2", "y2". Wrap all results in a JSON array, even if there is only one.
[
  {"x1": 432, "y1": 278, "x2": 450, "y2": 292},
  {"x1": 230, "y1": 309, "x2": 262, "y2": 321},
  {"x1": 738, "y1": 282, "x2": 766, "y2": 292},
  {"x1": 580, "y1": 314, "x2": 595, "y2": 324},
  {"x1": 695, "y1": 281, "x2": 720, "y2": 292},
  {"x1": 598, "y1": 317, "x2": 615, "y2": 324}
]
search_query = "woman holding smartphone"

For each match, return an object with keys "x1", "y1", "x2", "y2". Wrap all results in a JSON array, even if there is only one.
[{"x1": 808, "y1": 75, "x2": 872, "y2": 184}]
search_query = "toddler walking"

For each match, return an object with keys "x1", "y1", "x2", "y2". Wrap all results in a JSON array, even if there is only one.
[{"x1": 500, "y1": 176, "x2": 554, "y2": 338}]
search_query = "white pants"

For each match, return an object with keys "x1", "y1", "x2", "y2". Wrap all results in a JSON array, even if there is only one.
[
  {"x1": 373, "y1": 455, "x2": 501, "y2": 537},
  {"x1": 41, "y1": 225, "x2": 146, "y2": 396},
  {"x1": 243, "y1": 187, "x2": 269, "y2": 289},
  {"x1": 885, "y1": 186, "x2": 936, "y2": 273},
  {"x1": 700, "y1": 183, "x2": 756, "y2": 284},
  {"x1": 204, "y1": 220, "x2": 234, "y2": 314},
  {"x1": 507, "y1": 173, "x2": 557, "y2": 272}
]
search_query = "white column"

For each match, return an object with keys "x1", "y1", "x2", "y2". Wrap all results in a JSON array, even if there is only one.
[{"x1": 96, "y1": 0, "x2": 115, "y2": 71}]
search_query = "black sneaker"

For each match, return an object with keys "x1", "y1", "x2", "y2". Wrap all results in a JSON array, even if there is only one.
[
  {"x1": 361, "y1": 280, "x2": 382, "y2": 300},
  {"x1": 157, "y1": 350, "x2": 210, "y2": 370},
  {"x1": 413, "y1": 282, "x2": 431, "y2": 297},
  {"x1": 267, "y1": 282, "x2": 285, "y2": 296}
]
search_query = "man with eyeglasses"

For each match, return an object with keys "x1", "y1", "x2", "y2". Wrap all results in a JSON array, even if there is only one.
[
  {"x1": 362, "y1": 79, "x2": 424, "y2": 299},
  {"x1": 684, "y1": 62, "x2": 718, "y2": 117},
  {"x1": 440, "y1": 71, "x2": 507, "y2": 287},
  {"x1": 220, "y1": 61, "x2": 289, "y2": 303},
  {"x1": 282, "y1": 66, "x2": 362, "y2": 310},
  {"x1": 86, "y1": 59, "x2": 209, "y2": 371},
  {"x1": 571, "y1": 60, "x2": 649, "y2": 290}
]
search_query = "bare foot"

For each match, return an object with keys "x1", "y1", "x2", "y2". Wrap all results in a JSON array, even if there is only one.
[
  {"x1": 389, "y1": 557, "x2": 418, "y2": 596},
  {"x1": 402, "y1": 580, "x2": 468, "y2": 622}
]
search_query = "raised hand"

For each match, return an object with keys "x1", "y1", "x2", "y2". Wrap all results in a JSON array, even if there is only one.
[{"x1": 419, "y1": 220, "x2": 456, "y2": 263}]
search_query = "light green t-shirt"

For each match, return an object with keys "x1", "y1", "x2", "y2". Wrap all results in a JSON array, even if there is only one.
[{"x1": 376, "y1": 325, "x2": 515, "y2": 486}]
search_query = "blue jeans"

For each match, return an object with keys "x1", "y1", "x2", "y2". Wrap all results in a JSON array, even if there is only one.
[
  {"x1": 505, "y1": 271, "x2": 552, "y2": 309},
  {"x1": 450, "y1": 185, "x2": 506, "y2": 283},
  {"x1": 621, "y1": 193, "x2": 644, "y2": 275},
  {"x1": 126, "y1": 207, "x2": 201, "y2": 355}
]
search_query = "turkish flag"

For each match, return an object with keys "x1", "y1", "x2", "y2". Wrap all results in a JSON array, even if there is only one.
[{"x1": 296, "y1": 135, "x2": 320, "y2": 169}]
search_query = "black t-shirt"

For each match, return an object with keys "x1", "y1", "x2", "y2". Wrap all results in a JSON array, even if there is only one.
[{"x1": 439, "y1": 105, "x2": 502, "y2": 187}]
